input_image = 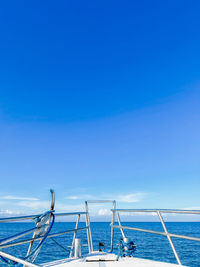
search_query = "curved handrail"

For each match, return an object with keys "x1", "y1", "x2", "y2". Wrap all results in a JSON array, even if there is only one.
[{"x1": 0, "y1": 191, "x2": 92, "y2": 266}]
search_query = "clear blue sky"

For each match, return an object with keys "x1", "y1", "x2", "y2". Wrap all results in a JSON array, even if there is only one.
[{"x1": 0, "y1": 1, "x2": 199, "y2": 220}]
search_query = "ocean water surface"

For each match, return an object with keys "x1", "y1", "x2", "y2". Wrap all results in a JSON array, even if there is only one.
[{"x1": 0, "y1": 222, "x2": 200, "y2": 266}]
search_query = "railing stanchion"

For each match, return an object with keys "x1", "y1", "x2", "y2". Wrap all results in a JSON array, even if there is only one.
[
  {"x1": 110, "y1": 201, "x2": 116, "y2": 251},
  {"x1": 85, "y1": 200, "x2": 115, "y2": 253},
  {"x1": 157, "y1": 211, "x2": 181, "y2": 265},
  {"x1": 116, "y1": 212, "x2": 126, "y2": 240},
  {"x1": 70, "y1": 214, "x2": 80, "y2": 257},
  {"x1": 85, "y1": 201, "x2": 93, "y2": 253}
]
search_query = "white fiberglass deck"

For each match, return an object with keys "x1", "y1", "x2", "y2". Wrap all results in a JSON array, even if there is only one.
[{"x1": 42, "y1": 252, "x2": 184, "y2": 267}]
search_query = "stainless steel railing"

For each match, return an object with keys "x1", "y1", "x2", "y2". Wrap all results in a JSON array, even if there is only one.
[
  {"x1": 0, "y1": 211, "x2": 92, "y2": 267},
  {"x1": 111, "y1": 208, "x2": 200, "y2": 265},
  {"x1": 85, "y1": 200, "x2": 116, "y2": 252},
  {"x1": 1, "y1": 199, "x2": 199, "y2": 266}
]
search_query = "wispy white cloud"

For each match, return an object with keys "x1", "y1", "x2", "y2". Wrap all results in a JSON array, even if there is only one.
[
  {"x1": 0, "y1": 209, "x2": 24, "y2": 216},
  {"x1": 17, "y1": 200, "x2": 50, "y2": 209},
  {"x1": 98, "y1": 209, "x2": 111, "y2": 216},
  {"x1": 55, "y1": 202, "x2": 84, "y2": 212},
  {"x1": 182, "y1": 207, "x2": 200, "y2": 210},
  {"x1": 16, "y1": 200, "x2": 84, "y2": 213},
  {"x1": 65, "y1": 194, "x2": 93, "y2": 200},
  {"x1": 0, "y1": 209, "x2": 14, "y2": 215},
  {"x1": 0, "y1": 195, "x2": 39, "y2": 201},
  {"x1": 117, "y1": 192, "x2": 147, "y2": 203},
  {"x1": 0, "y1": 191, "x2": 147, "y2": 219},
  {"x1": 65, "y1": 192, "x2": 147, "y2": 203},
  {"x1": 65, "y1": 196, "x2": 80, "y2": 200}
]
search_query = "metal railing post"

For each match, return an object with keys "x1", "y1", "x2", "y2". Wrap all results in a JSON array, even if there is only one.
[
  {"x1": 85, "y1": 201, "x2": 93, "y2": 253},
  {"x1": 157, "y1": 211, "x2": 181, "y2": 265},
  {"x1": 116, "y1": 212, "x2": 126, "y2": 240},
  {"x1": 110, "y1": 200, "x2": 116, "y2": 251},
  {"x1": 85, "y1": 200, "x2": 116, "y2": 253},
  {"x1": 70, "y1": 214, "x2": 80, "y2": 257}
]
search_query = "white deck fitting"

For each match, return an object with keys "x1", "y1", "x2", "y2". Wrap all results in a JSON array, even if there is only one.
[{"x1": 42, "y1": 252, "x2": 184, "y2": 267}]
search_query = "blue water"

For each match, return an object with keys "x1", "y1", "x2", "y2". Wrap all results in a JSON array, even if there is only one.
[{"x1": 0, "y1": 222, "x2": 200, "y2": 266}]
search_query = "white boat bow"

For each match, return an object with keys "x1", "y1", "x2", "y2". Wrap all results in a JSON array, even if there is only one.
[{"x1": 42, "y1": 252, "x2": 184, "y2": 266}]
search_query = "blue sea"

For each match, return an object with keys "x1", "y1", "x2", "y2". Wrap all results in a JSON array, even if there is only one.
[{"x1": 0, "y1": 222, "x2": 200, "y2": 266}]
